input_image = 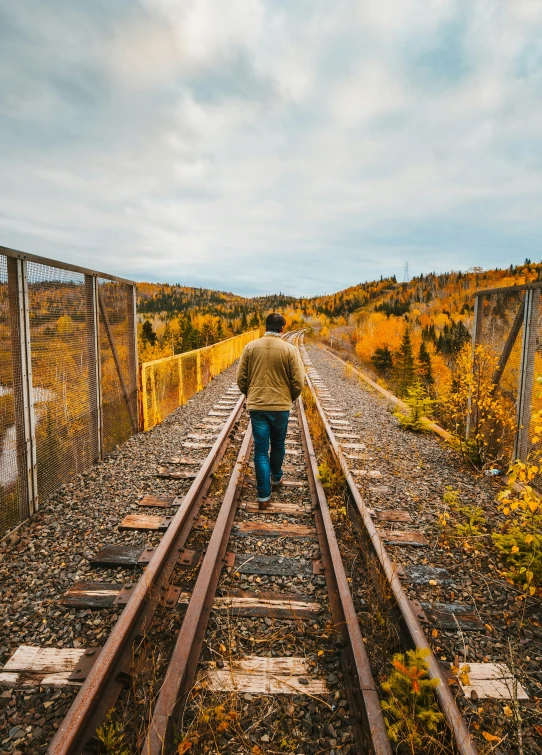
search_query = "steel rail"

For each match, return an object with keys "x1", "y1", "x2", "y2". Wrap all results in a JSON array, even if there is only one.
[
  {"x1": 299, "y1": 335, "x2": 478, "y2": 755},
  {"x1": 48, "y1": 393, "x2": 246, "y2": 755},
  {"x1": 143, "y1": 425, "x2": 253, "y2": 754},
  {"x1": 297, "y1": 395, "x2": 392, "y2": 755}
]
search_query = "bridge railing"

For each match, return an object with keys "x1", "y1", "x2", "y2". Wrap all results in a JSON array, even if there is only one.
[
  {"x1": 140, "y1": 330, "x2": 259, "y2": 431},
  {"x1": 472, "y1": 281, "x2": 542, "y2": 467},
  {"x1": 0, "y1": 246, "x2": 138, "y2": 536}
]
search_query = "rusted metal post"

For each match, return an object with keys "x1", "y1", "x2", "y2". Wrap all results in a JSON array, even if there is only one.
[
  {"x1": 514, "y1": 288, "x2": 540, "y2": 460},
  {"x1": 7, "y1": 257, "x2": 37, "y2": 518},
  {"x1": 196, "y1": 349, "x2": 202, "y2": 392},
  {"x1": 466, "y1": 293, "x2": 484, "y2": 440},
  {"x1": 84, "y1": 275, "x2": 102, "y2": 462},
  {"x1": 98, "y1": 288, "x2": 138, "y2": 434},
  {"x1": 127, "y1": 284, "x2": 139, "y2": 433},
  {"x1": 177, "y1": 355, "x2": 184, "y2": 407}
]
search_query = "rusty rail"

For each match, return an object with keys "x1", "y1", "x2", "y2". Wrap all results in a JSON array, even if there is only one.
[
  {"x1": 299, "y1": 335, "x2": 478, "y2": 755},
  {"x1": 144, "y1": 425, "x2": 253, "y2": 754},
  {"x1": 47, "y1": 394, "x2": 246, "y2": 755}
]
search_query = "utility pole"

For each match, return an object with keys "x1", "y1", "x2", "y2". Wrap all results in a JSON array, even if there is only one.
[{"x1": 403, "y1": 262, "x2": 410, "y2": 283}]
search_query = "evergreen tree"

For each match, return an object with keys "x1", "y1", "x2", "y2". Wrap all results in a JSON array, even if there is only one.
[
  {"x1": 371, "y1": 346, "x2": 393, "y2": 373},
  {"x1": 417, "y1": 342, "x2": 434, "y2": 386},
  {"x1": 141, "y1": 320, "x2": 157, "y2": 346},
  {"x1": 216, "y1": 318, "x2": 224, "y2": 341},
  {"x1": 249, "y1": 311, "x2": 260, "y2": 328},
  {"x1": 394, "y1": 328, "x2": 416, "y2": 396},
  {"x1": 240, "y1": 309, "x2": 248, "y2": 331}
]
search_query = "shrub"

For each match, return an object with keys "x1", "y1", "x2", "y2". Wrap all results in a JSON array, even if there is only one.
[
  {"x1": 494, "y1": 460, "x2": 541, "y2": 593},
  {"x1": 381, "y1": 648, "x2": 443, "y2": 753},
  {"x1": 395, "y1": 382, "x2": 434, "y2": 432}
]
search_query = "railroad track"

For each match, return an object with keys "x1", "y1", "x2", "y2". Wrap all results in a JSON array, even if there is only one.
[
  {"x1": 2, "y1": 331, "x2": 482, "y2": 754},
  {"x1": 297, "y1": 332, "x2": 479, "y2": 755}
]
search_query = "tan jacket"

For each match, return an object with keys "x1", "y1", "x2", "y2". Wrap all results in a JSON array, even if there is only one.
[{"x1": 237, "y1": 334, "x2": 305, "y2": 411}]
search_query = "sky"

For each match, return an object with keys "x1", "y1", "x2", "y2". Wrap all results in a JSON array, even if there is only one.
[{"x1": 1, "y1": 1, "x2": 542, "y2": 296}]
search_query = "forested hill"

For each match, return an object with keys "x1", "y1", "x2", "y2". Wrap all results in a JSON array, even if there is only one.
[
  {"x1": 136, "y1": 261, "x2": 541, "y2": 364},
  {"x1": 136, "y1": 276, "x2": 397, "y2": 362},
  {"x1": 136, "y1": 277, "x2": 395, "y2": 321}
]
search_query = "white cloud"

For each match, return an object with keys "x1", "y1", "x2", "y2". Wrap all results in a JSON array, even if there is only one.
[{"x1": 1, "y1": 1, "x2": 542, "y2": 295}]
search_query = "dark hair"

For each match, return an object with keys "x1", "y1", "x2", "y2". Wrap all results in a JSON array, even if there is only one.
[{"x1": 265, "y1": 312, "x2": 286, "y2": 333}]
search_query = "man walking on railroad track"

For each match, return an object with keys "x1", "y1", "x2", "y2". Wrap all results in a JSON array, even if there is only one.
[{"x1": 237, "y1": 313, "x2": 304, "y2": 508}]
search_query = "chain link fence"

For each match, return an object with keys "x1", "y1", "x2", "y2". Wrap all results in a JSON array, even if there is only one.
[
  {"x1": 0, "y1": 246, "x2": 137, "y2": 537},
  {"x1": 140, "y1": 330, "x2": 259, "y2": 430},
  {"x1": 473, "y1": 282, "x2": 542, "y2": 467}
]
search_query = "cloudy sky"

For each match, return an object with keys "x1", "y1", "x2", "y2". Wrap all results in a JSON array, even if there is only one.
[{"x1": 1, "y1": 1, "x2": 542, "y2": 295}]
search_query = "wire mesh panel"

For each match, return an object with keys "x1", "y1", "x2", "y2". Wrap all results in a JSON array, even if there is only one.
[
  {"x1": 0, "y1": 254, "x2": 19, "y2": 534},
  {"x1": 26, "y1": 262, "x2": 94, "y2": 505},
  {"x1": 98, "y1": 280, "x2": 137, "y2": 455},
  {"x1": 0, "y1": 245, "x2": 137, "y2": 538},
  {"x1": 141, "y1": 330, "x2": 259, "y2": 430},
  {"x1": 473, "y1": 290, "x2": 525, "y2": 464}
]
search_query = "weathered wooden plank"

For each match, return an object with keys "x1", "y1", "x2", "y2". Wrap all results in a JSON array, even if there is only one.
[
  {"x1": 340, "y1": 443, "x2": 366, "y2": 450},
  {"x1": 138, "y1": 495, "x2": 176, "y2": 508},
  {"x1": 0, "y1": 646, "x2": 98, "y2": 687},
  {"x1": 371, "y1": 510, "x2": 411, "y2": 523},
  {"x1": 156, "y1": 468, "x2": 197, "y2": 480},
  {"x1": 208, "y1": 410, "x2": 231, "y2": 416},
  {"x1": 352, "y1": 469, "x2": 383, "y2": 479},
  {"x1": 240, "y1": 501, "x2": 310, "y2": 515},
  {"x1": 60, "y1": 582, "x2": 120, "y2": 608},
  {"x1": 400, "y1": 564, "x2": 452, "y2": 586},
  {"x1": 457, "y1": 663, "x2": 529, "y2": 700},
  {"x1": 118, "y1": 514, "x2": 172, "y2": 532},
  {"x1": 335, "y1": 434, "x2": 361, "y2": 440},
  {"x1": 182, "y1": 441, "x2": 214, "y2": 449},
  {"x1": 90, "y1": 545, "x2": 144, "y2": 567},
  {"x1": 233, "y1": 521, "x2": 317, "y2": 538},
  {"x1": 380, "y1": 530, "x2": 428, "y2": 546},
  {"x1": 284, "y1": 448, "x2": 301, "y2": 455},
  {"x1": 202, "y1": 657, "x2": 328, "y2": 695},
  {"x1": 420, "y1": 602, "x2": 484, "y2": 631},
  {"x1": 233, "y1": 554, "x2": 313, "y2": 576},
  {"x1": 181, "y1": 589, "x2": 321, "y2": 618}
]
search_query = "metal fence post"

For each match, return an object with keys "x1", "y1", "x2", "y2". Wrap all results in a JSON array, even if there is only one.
[
  {"x1": 196, "y1": 350, "x2": 202, "y2": 392},
  {"x1": 466, "y1": 293, "x2": 484, "y2": 440},
  {"x1": 127, "y1": 284, "x2": 139, "y2": 433},
  {"x1": 7, "y1": 257, "x2": 37, "y2": 518},
  {"x1": 514, "y1": 287, "x2": 539, "y2": 461},
  {"x1": 85, "y1": 275, "x2": 103, "y2": 462}
]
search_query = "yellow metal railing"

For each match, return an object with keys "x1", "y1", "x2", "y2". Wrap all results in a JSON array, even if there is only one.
[{"x1": 139, "y1": 330, "x2": 259, "y2": 430}]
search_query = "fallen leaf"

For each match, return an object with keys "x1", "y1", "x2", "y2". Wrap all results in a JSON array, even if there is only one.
[{"x1": 482, "y1": 732, "x2": 500, "y2": 743}]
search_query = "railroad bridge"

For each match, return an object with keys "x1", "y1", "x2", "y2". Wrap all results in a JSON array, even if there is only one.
[{"x1": 0, "y1": 248, "x2": 538, "y2": 755}]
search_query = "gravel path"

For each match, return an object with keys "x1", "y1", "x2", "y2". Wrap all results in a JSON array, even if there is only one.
[
  {"x1": 307, "y1": 343, "x2": 542, "y2": 754},
  {"x1": 0, "y1": 363, "x2": 239, "y2": 754}
]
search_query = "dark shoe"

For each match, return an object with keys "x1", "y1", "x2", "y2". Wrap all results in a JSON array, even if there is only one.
[{"x1": 271, "y1": 478, "x2": 283, "y2": 492}]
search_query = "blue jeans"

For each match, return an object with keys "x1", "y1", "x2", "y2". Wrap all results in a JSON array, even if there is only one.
[{"x1": 249, "y1": 410, "x2": 290, "y2": 500}]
